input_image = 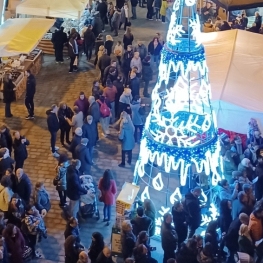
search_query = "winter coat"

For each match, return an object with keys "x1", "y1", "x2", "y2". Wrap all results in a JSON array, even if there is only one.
[
  {"x1": 218, "y1": 185, "x2": 238, "y2": 201},
  {"x1": 129, "y1": 77, "x2": 140, "y2": 97},
  {"x1": 46, "y1": 110, "x2": 60, "y2": 133},
  {"x1": 92, "y1": 16, "x2": 103, "y2": 37},
  {"x1": 148, "y1": 41, "x2": 162, "y2": 56},
  {"x1": 16, "y1": 173, "x2": 31, "y2": 204},
  {"x1": 142, "y1": 61, "x2": 153, "y2": 81},
  {"x1": 3, "y1": 79, "x2": 15, "y2": 103},
  {"x1": 98, "y1": 179, "x2": 117, "y2": 205},
  {"x1": 113, "y1": 79, "x2": 124, "y2": 101},
  {"x1": 112, "y1": 10, "x2": 121, "y2": 26},
  {"x1": 88, "y1": 101, "x2": 101, "y2": 123},
  {"x1": 238, "y1": 236, "x2": 254, "y2": 257},
  {"x1": 154, "y1": 0, "x2": 161, "y2": 8},
  {"x1": 66, "y1": 165, "x2": 87, "y2": 201},
  {"x1": 119, "y1": 119, "x2": 135, "y2": 150},
  {"x1": 74, "y1": 97, "x2": 89, "y2": 117},
  {"x1": 0, "y1": 156, "x2": 14, "y2": 179},
  {"x1": 120, "y1": 7, "x2": 129, "y2": 23},
  {"x1": 84, "y1": 28, "x2": 95, "y2": 47},
  {"x1": 0, "y1": 185, "x2": 13, "y2": 212},
  {"x1": 103, "y1": 86, "x2": 117, "y2": 102},
  {"x1": 131, "y1": 0, "x2": 138, "y2": 7},
  {"x1": 98, "y1": 54, "x2": 111, "y2": 71},
  {"x1": 123, "y1": 34, "x2": 134, "y2": 50},
  {"x1": 130, "y1": 57, "x2": 142, "y2": 73},
  {"x1": 71, "y1": 112, "x2": 84, "y2": 133},
  {"x1": 1, "y1": 129, "x2": 12, "y2": 154},
  {"x1": 160, "y1": 0, "x2": 168, "y2": 16},
  {"x1": 231, "y1": 199, "x2": 251, "y2": 220},
  {"x1": 134, "y1": 44, "x2": 147, "y2": 60},
  {"x1": 114, "y1": 44, "x2": 123, "y2": 57},
  {"x1": 97, "y1": 2, "x2": 108, "y2": 18},
  {"x1": 69, "y1": 135, "x2": 82, "y2": 158},
  {"x1": 68, "y1": 37, "x2": 78, "y2": 57},
  {"x1": 176, "y1": 242, "x2": 198, "y2": 263},
  {"x1": 51, "y1": 29, "x2": 68, "y2": 49},
  {"x1": 248, "y1": 212, "x2": 263, "y2": 241},
  {"x1": 64, "y1": 223, "x2": 80, "y2": 239},
  {"x1": 105, "y1": 40, "x2": 113, "y2": 56},
  {"x1": 3, "y1": 227, "x2": 25, "y2": 263},
  {"x1": 96, "y1": 251, "x2": 114, "y2": 263},
  {"x1": 255, "y1": 163, "x2": 263, "y2": 200},
  {"x1": 64, "y1": 235, "x2": 82, "y2": 263},
  {"x1": 6, "y1": 197, "x2": 25, "y2": 228},
  {"x1": 184, "y1": 192, "x2": 201, "y2": 228},
  {"x1": 95, "y1": 37, "x2": 104, "y2": 55},
  {"x1": 25, "y1": 74, "x2": 36, "y2": 98},
  {"x1": 130, "y1": 102, "x2": 143, "y2": 125},
  {"x1": 161, "y1": 222, "x2": 178, "y2": 253},
  {"x1": 58, "y1": 106, "x2": 74, "y2": 130},
  {"x1": 74, "y1": 144, "x2": 92, "y2": 174},
  {"x1": 225, "y1": 217, "x2": 241, "y2": 251},
  {"x1": 145, "y1": 210, "x2": 156, "y2": 237},
  {"x1": 34, "y1": 187, "x2": 51, "y2": 212},
  {"x1": 103, "y1": 65, "x2": 119, "y2": 84},
  {"x1": 82, "y1": 121, "x2": 98, "y2": 148},
  {"x1": 89, "y1": 240, "x2": 104, "y2": 263},
  {"x1": 171, "y1": 208, "x2": 188, "y2": 244},
  {"x1": 55, "y1": 161, "x2": 70, "y2": 191},
  {"x1": 131, "y1": 215, "x2": 152, "y2": 237},
  {"x1": 13, "y1": 136, "x2": 30, "y2": 162},
  {"x1": 121, "y1": 231, "x2": 136, "y2": 259},
  {"x1": 223, "y1": 160, "x2": 237, "y2": 181},
  {"x1": 219, "y1": 200, "x2": 232, "y2": 234}
]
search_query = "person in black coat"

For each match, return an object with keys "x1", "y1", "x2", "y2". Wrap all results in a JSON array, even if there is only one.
[
  {"x1": 0, "y1": 125, "x2": 13, "y2": 156},
  {"x1": 92, "y1": 12, "x2": 103, "y2": 38},
  {"x1": 105, "y1": 36, "x2": 114, "y2": 56},
  {"x1": 51, "y1": 26, "x2": 68, "y2": 63},
  {"x1": 94, "y1": 34, "x2": 104, "y2": 56},
  {"x1": 98, "y1": 50, "x2": 111, "y2": 81},
  {"x1": 121, "y1": 220, "x2": 136, "y2": 260},
  {"x1": 134, "y1": 244, "x2": 155, "y2": 263},
  {"x1": 58, "y1": 102, "x2": 73, "y2": 146},
  {"x1": 46, "y1": 104, "x2": 60, "y2": 157},
  {"x1": 146, "y1": 0, "x2": 154, "y2": 20},
  {"x1": 66, "y1": 160, "x2": 87, "y2": 218},
  {"x1": 161, "y1": 213, "x2": 178, "y2": 263},
  {"x1": 103, "y1": 60, "x2": 118, "y2": 85},
  {"x1": 131, "y1": 206, "x2": 152, "y2": 237},
  {"x1": 13, "y1": 131, "x2": 30, "y2": 171},
  {"x1": 3, "y1": 74, "x2": 16, "y2": 118},
  {"x1": 254, "y1": 11, "x2": 262, "y2": 31},
  {"x1": 97, "y1": 0, "x2": 108, "y2": 31},
  {"x1": 25, "y1": 70, "x2": 36, "y2": 119},
  {"x1": 255, "y1": 151, "x2": 263, "y2": 201},
  {"x1": 0, "y1": 148, "x2": 14, "y2": 180},
  {"x1": 219, "y1": 199, "x2": 232, "y2": 234},
  {"x1": 129, "y1": 71, "x2": 140, "y2": 97},
  {"x1": 69, "y1": 128, "x2": 83, "y2": 159},
  {"x1": 123, "y1": 29, "x2": 134, "y2": 50},
  {"x1": 64, "y1": 235, "x2": 84, "y2": 263},
  {"x1": 84, "y1": 25, "x2": 96, "y2": 61},
  {"x1": 176, "y1": 238, "x2": 198, "y2": 263},
  {"x1": 122, "y1": 47, "x2": 134, "y2": 83},
  {"x1": 171, "y1": 201, "x2": 188, "y2": 246},
  {"x1": 141, "y1": 56, "x2": 153, "y2": 97},
  {"x1": 148, "y1": 37, "x2": 162, "y2": 65},
  {"x1": 183, "y1": 187, "x2": 202, "y2": 238},
  {"x1": 68, "y1": 34, "x2": 78, "y2": 73},
  {"x1": 74, "y1": 138, "x2": 92, "y2": 175},
  {"x1": 113, "y1": 75, "x2": 124, "y2": 118},
  {"x1": 88, "y1": 232, "x2": 105, "y2": 263},
  {"x1": 15, "y1": 168, "x2": 31, "y2": 205},
  {"x1": 82, "y1": 116, "x2": 98, "y2": 162},
  {"x1": 205, "y1": 220, "x2": 219, "y2": 256},
  {"x1": 64, "y1": 217, "x2": 80, "y2": 240}
]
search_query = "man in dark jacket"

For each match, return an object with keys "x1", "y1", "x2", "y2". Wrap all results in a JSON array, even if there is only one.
[
  {"x1": 129, "y1": 71, "x2": 140, "y2": 97},
  {"x1": 131, "y1": 0, "x2": 138, "y2": 19},
  {"x1": 94, "y1": 34, "x2": 104, "y2": 56},
  {"x1": 66, "y1": 159, "x2": 87, "y2": 218},
  {"x1": 161, "y1": 213, "x2": 178, "y2": 263},
  {"x1": 25, "y1": 70, "x2": 36, "y2": 120},
  {"x1": 68, "y1": 34, "x2": 78, "y2": 73},
  {"x1": 112, "y1": 7, "x2": 121, "y2": 36},
  {"x1": 82, "y1": 115, "x2": 98, "y2": 162},
  {"x1": 16, "y1": 168, "x2": 32, "y2": 204},
  {"x1": 141, "y1": 55, "x2": 153, "y2": 97},
  {"x1": 0, "y1": 148, "x2": 14, "y2": 179},
  {"x1": 131, "y1": 206, "x2": 152, "y2": 237},
  {"x1": 69, "y1": 128, "x2": 83, "y2": 159},
  {"x1": 103, "y1": 60, "x2": 118, "y2": 85},
  {"x1": 98, "y1": 49, "x2": 111, "y2": 81},
  {"x1": 51, "y1": 26, "x2": 68, "y2": 63},
  {"x1": 232, "y1": 191, "x2": 251, "y2": 220},
  {"x1": 97, "y1": 0, "x2": 108, "y2": 31},
  {"x1": 113, "y1": 75, "x2": 124, "y2": 118},
  {"x1": 92, "y1": 12, "x2": 103, "y2": 37},
  {"x1": 46, "y1": 104, "x2": 60, "y2": 158},
  {"x1": 74, "y1": 138, "x2": 92, "y2": 174},
  {"x1": 84, "y1": 25, "x2": 96, "y2": 61},
  {"x1": 146, "y1": 0, "x2": 154, "y2": 20},
  {"x1": 88, "y1": 96, "x2": 100, "y2": 124},
  {"x1": 0, "y1": 125, "x2": 13, "y2": 155},
  {"x1": 183, "y1": 187, "x2": 202, "y2": 238}
]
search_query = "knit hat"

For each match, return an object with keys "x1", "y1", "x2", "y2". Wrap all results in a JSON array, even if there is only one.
[
  {"x1": 81, "y1": 138, "x2": 89, "y2": 144},
  {"x1": 143, "y1": 55, "x2": 151, "y2": 63},
  {"x1": 75, "y1": 128, "x2": 83, "y2": 136}
]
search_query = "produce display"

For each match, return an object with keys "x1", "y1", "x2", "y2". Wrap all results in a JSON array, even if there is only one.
[{"x1": 25, "y1": 49, "x2": 41, "y2": 61}]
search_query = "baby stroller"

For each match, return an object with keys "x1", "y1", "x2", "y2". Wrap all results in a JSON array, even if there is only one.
[{"x1": 79, "y1": 175, "x2": 100, "y2": 220}]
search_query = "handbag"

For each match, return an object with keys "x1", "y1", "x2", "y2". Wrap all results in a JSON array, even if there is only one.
[
  {"x1": 53, "y1": 177, "x2": 58, "y2": 186},
  {"x1": 22, "y1": 246, "x2": 32, "y2": 262}
]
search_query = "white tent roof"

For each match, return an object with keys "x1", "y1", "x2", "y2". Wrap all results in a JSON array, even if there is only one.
[
  {"x1": 0, "y1": 18, "x2": 54, "y2": 57},
  {"x1": 201, "y1": 30, "x2": 263, "y2": 134},
  {"x1": 16, "y1": 0, "x2": 89, "y2": 20}
]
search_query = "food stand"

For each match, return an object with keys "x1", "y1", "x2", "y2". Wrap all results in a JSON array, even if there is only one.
[{"x1": 0, "y1": 18, "x2": 54, "y2": 99}]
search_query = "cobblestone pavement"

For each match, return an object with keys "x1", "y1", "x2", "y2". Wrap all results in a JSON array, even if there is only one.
[{"x1": 0, "y1": 8, "x2": 166, "y2": 263}]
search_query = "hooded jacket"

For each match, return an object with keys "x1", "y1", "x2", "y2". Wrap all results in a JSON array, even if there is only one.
[
  {"x1": 84, "y1": 29, "x2": 95, "y2": 46},
  {"x1": 34, "y1": 187, "x2": 51, "y2": 212},
  {"x1": 13, "y1": 136, "x2": 30, "y2": 162},
  {"x1": 82, "y1": 121, "x2": 98, "y2": 148},
  {"x1": 119, "y1": 117, "x2": 135, "y2": 150},
  {"x1": 184, "y1": 192, "x2": 201, "y2": 227},
  {"x1": 0, "y1": 184, "x2": 13, "y2": 212},
  {"x1": 74, "y1": 144, "x2": 92, "y2": 174},
  {"x1": 130, "y1": 101, "x2": 143, "y2": 126},
  {"x1": 46, "y1": 110, "x2": 60, "y2": 133},
  {"x1": 55, "y1": 161, "x2": 70, "y2": 191}
]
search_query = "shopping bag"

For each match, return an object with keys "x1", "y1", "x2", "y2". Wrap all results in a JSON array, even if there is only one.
[{"x1": 73, "y1": 56, "x2": 78, "y2": 66}]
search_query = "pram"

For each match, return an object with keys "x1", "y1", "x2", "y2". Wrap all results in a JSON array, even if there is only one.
[{"x1": 79, "y1": 175, "x2": 100, "y2": 220}]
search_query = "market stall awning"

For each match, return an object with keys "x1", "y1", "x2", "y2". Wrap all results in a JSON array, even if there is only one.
[
  {"x1": 212, "y1": 0, "x2": 263, "y2": 11},
  {"x1": 16, "y1": 0, "x2": 89, "y2": 20},
  {"x1": 0, "y1": 18, "x2": 54, "y2": 57}
]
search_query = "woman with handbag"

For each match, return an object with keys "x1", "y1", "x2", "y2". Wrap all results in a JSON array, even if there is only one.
[
  {"x1": 98, "y1": 169, "x2": 117, "y2": 226},
  {"x1": 54, "y1": 153, "x2": 70, "y2": 207},
  {"x1": 3, "y1": 74, "x2": 16, "y2": 118},
  {"x1": 3, "y1": 224, "x2": 26, "y2": 263}
]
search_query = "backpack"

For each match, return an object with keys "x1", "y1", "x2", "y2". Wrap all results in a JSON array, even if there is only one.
[{"x1": 97, "y1": 100, "x2": 110, "y2": 117}]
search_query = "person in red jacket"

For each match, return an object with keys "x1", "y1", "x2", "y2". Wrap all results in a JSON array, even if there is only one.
[{"x1": 98, "y1": 169, "x2": 117, "y2": 226}]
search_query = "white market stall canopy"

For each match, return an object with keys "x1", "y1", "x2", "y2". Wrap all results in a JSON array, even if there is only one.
[
  {"x1": 202, "y1": 29, "x2": 263, "y2": 134},
  {"x1": 16, "y1": 0, "x2": 89, "y2": 20},
  {"x1": 0, "y1": 18, "x2": 54, "y2": 57}
]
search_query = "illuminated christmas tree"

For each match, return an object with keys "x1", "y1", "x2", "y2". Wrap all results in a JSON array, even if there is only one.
[{"x1": 133, "y1": 0, "x2": 222, "y2": 235}]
